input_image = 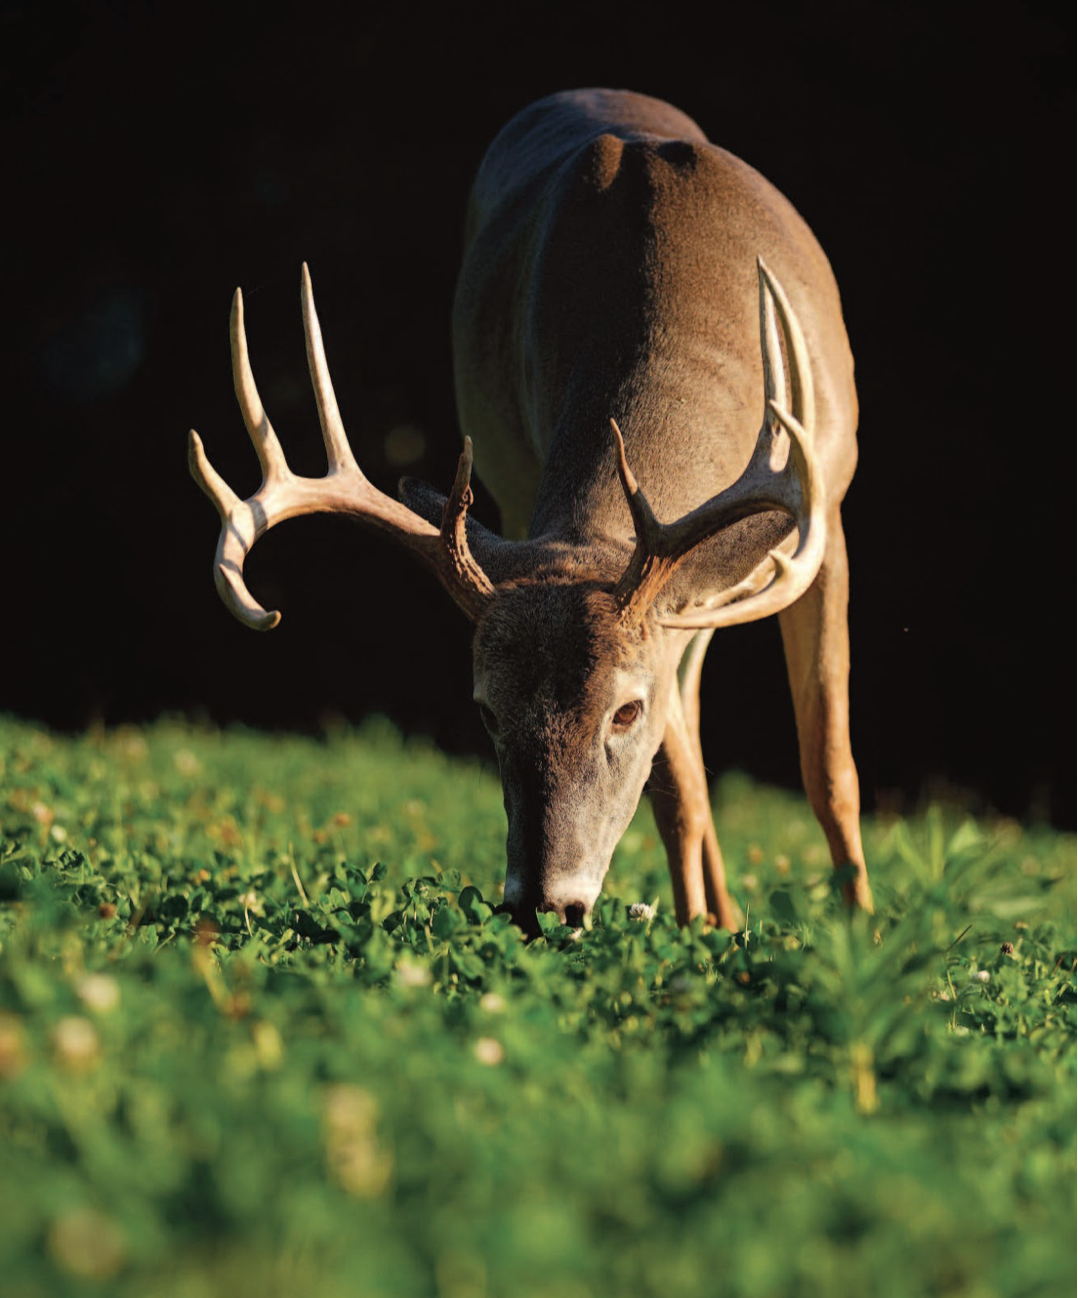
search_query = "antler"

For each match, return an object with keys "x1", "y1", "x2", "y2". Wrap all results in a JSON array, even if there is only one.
[
  {"x1": 188, "y1": 264, "x2": 494, "y2": 629},
  {"x1": 610, "y1": 258, "x2": 825, "y2": 629}
]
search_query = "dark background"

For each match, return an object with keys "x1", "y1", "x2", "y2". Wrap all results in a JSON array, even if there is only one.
[{"x1": 2, "y1": 2, "x2": 1071, "y2": 824}]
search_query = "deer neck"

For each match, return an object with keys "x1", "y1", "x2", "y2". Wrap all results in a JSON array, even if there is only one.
[{"x1": 525, "y1": 347, "x2": 761, "y2": 549}]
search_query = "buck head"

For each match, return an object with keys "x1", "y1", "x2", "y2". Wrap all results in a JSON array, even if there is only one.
[{"x1": 471, "y1": 582, "x2": 679, "y2": 929}]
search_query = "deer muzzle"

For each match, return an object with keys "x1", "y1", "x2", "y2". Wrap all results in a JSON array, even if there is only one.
[{"x1": 502, "y1": 869, "x2": 603, "y2": 933}]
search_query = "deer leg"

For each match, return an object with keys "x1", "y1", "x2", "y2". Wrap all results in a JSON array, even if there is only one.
[
  {"x1": 649, "y1": 635, "x2": 740, "y2": 930},
  {"x1": 677, "y1": 627, "x2": 713, "y2": 745},
  {"x1": 778, "y1": 508, "x2": 873, "y2": 911},
  {"x1": 677, "y1": 630, "x2": 741, "y2": 928}
]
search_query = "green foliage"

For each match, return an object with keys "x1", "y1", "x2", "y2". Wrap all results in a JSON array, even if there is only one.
[{"x1": 0, "y1": 717, "x2": 1074, "y2": 1298}]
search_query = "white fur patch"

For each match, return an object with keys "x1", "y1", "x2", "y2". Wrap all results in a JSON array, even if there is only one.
[{"x1": 544, "y1": 873, "x2": 603, "y2": 912}]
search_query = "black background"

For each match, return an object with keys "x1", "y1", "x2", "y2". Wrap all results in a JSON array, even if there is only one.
[{"x1": 3, "y1": 1, "x2": 1071, "y2": 824}]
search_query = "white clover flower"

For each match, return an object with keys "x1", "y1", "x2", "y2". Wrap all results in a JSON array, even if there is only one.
[
  {"x1": 628, "y1": 902, "x2": 655, "y2": 921},
  {"x1": 474, "y1": 1037, "x2": 505, "y2": 1066},
  {"x1": 52, "y1": 1017, "x2": 99, "y2": 1068},
  {"x1": 395, "y1": 962, "x2": 432, "y2": 989},
  {"x1": 76, "y1": 974, "x2": 120, "y2": 1014},
  {"x1": 479, "y1": 992, "x2": 506, "y2": 1014},
  {"x1": 971, "y1": 970, "x2": 990, "y2": 983},
  {"x1": 239, "y1": 890, "x2": 264, "y2": 917}
]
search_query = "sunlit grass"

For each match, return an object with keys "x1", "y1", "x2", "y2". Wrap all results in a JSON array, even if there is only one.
[{"x1": 1, "y1": 716, "x2": 1074, "y2": 1298}]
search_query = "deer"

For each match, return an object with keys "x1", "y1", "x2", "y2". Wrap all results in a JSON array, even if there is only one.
[{"x1": 189, "y1": 88, "x2": 873, "y2": 934}]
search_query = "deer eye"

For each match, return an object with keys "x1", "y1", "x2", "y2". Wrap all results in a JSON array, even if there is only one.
[
  {"x1": 610, "y1": 699, "x2": 644, "y2": 733},
  {"x1": 477, "y1": 703, "x2": 499, "y2": 738}
]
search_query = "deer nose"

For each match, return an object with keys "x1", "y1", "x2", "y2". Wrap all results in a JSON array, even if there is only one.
[
  {"x1": 536, "y1": 897, "x2": 591, "y2": 929},
  {"x1": 498, "y1": 896, "x2": 592, "y2": 935},
  {"x1": 501, "y1": 872, "x2": 600, "y2": 933},
  {"x1": 545, "y1": 877, "x2": 601, "y2": 927},
  {"x1": 562, "y1": 901, "x2": 588, "y2": 927}
]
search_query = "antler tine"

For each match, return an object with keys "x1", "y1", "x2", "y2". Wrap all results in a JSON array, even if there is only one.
[
  {"x1": 190, "y1": 265, "x2": 496, "y2": 631},
  {"x1": 188, "y1": 408, "x2": 284, "y2": 630},
  {"x1": 231, "y1": 287, "x2": 290, "y2": 489},
  {"x1": 612, "y1": 261, "x2": 826, "y2": 627},
  {"x1": 610, "y1": 417, "x2": 661, "y2": 543},
  {"x1": 188, "y1": 428, "x2": 239, "y2": 521},
  {"x1": 758, "y1": 256, "x2": 814, "y2": 435},
  {"x1": 301, "y1": 261, "x2": 359, "y2": 476},
  {"x1": 658, "y1": 399, "x2": 826, "y2": 630},
  {"x1": 609, "y1": 419, "x2": 682, "y2": 613},
  {"x1": 758, "y1": 258, "x2": 787, "y2": 420},
  {"x1": 188, "y1": 423, "x2": 282, "y2": 628},
  {"x1": 439, "y1": 436, "x2": 496, "y2": 609}
]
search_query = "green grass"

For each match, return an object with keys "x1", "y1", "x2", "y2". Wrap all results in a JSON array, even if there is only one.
[{"x1": 0, "y1": 715, "x2": 1074, "y2": 1298}]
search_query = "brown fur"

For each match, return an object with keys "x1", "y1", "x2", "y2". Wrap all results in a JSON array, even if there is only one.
[{"x1": 455, "y1": 90, "x2": 872, "y2": 925}]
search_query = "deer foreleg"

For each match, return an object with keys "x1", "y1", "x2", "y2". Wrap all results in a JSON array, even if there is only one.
[
  {"x1": 778, "y1": 509, "x2": 873, "y2": 911},
  {"x1": 650, "y1": 658, "x2": 740, "y2": 931},
  {"x1": 676, "y1": 631, "x2": 741, "y2": 928}
]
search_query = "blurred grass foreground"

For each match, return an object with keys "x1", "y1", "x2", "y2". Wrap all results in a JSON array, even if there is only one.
[{"x1": 0, "y1": 716, "x2": 1074, "y2": 1298}]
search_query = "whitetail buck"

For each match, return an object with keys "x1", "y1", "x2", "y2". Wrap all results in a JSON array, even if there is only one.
[{"x1": 190, "y1": 89, "x2": 873, "y2": 932}]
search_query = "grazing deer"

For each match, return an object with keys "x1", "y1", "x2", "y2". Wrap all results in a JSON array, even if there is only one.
[{"x1": 190, "y1": 88, "x2": 872, "y2": 932}]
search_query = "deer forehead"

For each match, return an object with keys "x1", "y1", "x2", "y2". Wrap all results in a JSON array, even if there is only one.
[{"x1": 471, "y1": 585, "x2": 659, "y2": 718}]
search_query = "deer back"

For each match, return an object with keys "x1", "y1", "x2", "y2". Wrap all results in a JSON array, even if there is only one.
[{"x1": 453, "y1": 88, "x2": 858, "y2": 596}]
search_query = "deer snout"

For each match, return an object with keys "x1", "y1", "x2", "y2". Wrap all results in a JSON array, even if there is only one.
[
  {"x1": 538, "y1": 897, "x2": 590, "y2": 929},
  {"x1": 502, "y1": 872, "x2": 600, "y2": 933}
]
